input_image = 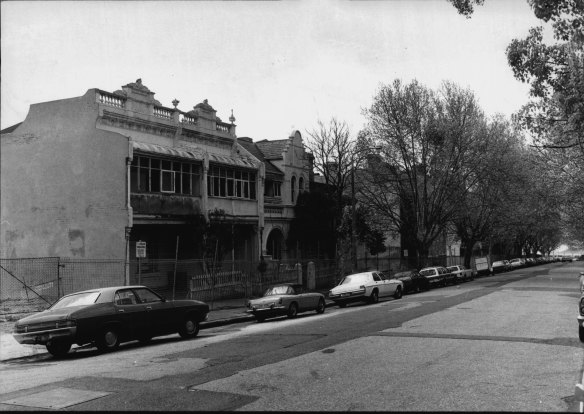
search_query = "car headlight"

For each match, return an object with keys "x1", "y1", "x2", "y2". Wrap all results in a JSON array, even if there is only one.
[
  {"x1": 359, "y1": 285, "x2": 366, "y2": 292},
  {"x1": 56, "y1": 320, "x2": 76, "y2": 329}
]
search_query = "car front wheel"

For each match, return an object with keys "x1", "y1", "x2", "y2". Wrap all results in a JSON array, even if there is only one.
[
  {"x1": 393, "y1": 286, "x2": 402, "y2": 299},
  {"x1": 179, "y1": 317, "x2": 200, "y2": 339},
  {"x1": 287, "y1": 303, "x2": 298, "y2": 318},
  {"x1": 96, "y1": 327, "x2": 120, "y2": 352},
  {"x1": 315, "y1": 298, "x2": 326, "y2": 314},
  {"x1": 369, "y1": 290, "x2": 379, "y2": 304},
  {"x1": 46, "y1": 340, "x2": 71, "y2": 357}
]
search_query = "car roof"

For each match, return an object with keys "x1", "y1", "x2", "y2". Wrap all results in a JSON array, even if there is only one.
[{"x1": 62, "y1": 285, "x2": 149, "y2": 297}]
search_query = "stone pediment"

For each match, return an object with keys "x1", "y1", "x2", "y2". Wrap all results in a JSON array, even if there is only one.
[{"x1": 119, "y1": 78, "x2": 161, "y2": 105}]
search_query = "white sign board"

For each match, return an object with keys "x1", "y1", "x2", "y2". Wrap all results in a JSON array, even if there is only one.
[
  {"x1": 475, "y1": 257, "x2": 489, "y2": 271},
  {"x1": 136, "y1": 241, "x2": 147, "y2": 258}
]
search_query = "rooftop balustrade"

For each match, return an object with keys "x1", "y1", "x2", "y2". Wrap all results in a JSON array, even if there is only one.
[{"x1": 98, "y1": 90, "x2": 126, "y2": 109}]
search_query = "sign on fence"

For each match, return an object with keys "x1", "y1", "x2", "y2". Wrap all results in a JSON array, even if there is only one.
[
  {"x1": 136, "y1": 241, "x2": 147, "y2": 258},
  {"x1": 475, "y1": 257, "x2": 489, "y2": 272}
]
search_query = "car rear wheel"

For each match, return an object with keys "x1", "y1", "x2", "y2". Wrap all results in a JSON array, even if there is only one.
[
  {"x1": 369, "y1": 290, "x2": 379, "y2": 304},
  {"x1": 579, "y1": 325, "x2": 584, "y2": 343},
  {"x1": 315, "y1": 298, "x2": 326, "y2": 314},
  {"x1": 96, "y1": 327, "x2": 120, "y2": 352},
  {"x1": 393, "y1": 286, "x2": 402, "y2": 299},
  {"x1": 46, "y1": 340, "x2": 71, "y2": 357},
  {"x1": 287, "y1": 303, "x2": 298, "y2": 318},
  {"x1": 179, "y1": 317, "x2": 200, "y2": 339}
]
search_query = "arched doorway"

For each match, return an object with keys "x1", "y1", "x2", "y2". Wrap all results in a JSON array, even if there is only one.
[{"x1": 266, "y1": 228, "x2": 284, "y2": 260}]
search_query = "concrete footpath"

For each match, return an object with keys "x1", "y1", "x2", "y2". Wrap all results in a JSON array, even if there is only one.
[{"x1": 0, "y1": 293, "x2": 335, "y2": 362}]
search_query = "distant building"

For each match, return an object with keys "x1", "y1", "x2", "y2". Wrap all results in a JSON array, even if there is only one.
[{"x1": 1, "y1": 79, "x2": 313, "y2": 286}]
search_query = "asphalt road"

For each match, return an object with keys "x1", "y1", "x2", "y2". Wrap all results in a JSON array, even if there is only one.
[{"x1": 0, "y1": 262, "x2": 583, "y2": 411}]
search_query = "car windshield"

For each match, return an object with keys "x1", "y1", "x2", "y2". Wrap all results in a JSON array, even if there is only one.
[
  {"x1": 339, "y1": 274, "x2": 370, "y2": 285},
  {"x1": 446, "y1": 267, "x2": 457, "y2": 272},
  {"x1": 393, "y1": 272, "x2": 411, "y2": 278},
  {"x1": 419, "y1": 269, "x2": 434, "y2": 276},
  {"x1": 264, "y1": 286, "x2": 292, "y2": 296},
  {"x1": 50, "y1": 291, "x2": 101, "y2": 309}
]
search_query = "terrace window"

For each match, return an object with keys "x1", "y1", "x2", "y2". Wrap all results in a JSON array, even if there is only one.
[
  {"x1": 207, "y1": 165, "x2": 256, "y2": 200},
  {"x1": 131, "y1": 155, "x2": 201, "y2": 196}
]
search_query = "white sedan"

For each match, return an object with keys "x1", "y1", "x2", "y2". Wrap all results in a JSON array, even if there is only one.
[{"x1": 328, "y1": 271, "x2": 403, "y2": 307}]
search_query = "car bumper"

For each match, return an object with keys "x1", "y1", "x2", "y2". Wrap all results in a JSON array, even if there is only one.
[
  {"x1": 13, "y1": 327, "x2": 77, "y2": 345},
  {"x1": 329, "y1": 291, "x2": 367, "y2": 303},
  {"x1": 246, "y1": 306, "x2": 286, "y2": 317}
]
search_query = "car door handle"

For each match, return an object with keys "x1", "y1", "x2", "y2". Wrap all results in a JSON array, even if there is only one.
[
  {"x1": 118, "y1": 309, "x2": 125, "y2": 313},
  {"x1": 146, "y1": 306, "x2": 152, "y2": 311}
]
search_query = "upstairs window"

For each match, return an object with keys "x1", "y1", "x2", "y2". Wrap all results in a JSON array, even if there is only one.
[
  {"x1": 207, "y1": 165, "x2": 256, "y2": 200},
  {"x1": 131, "y1": 155, "x2": 201, "y2": 196},
  {"x1": 264, "y1": 180, "x2": 282, "y2": 197},
  {"x1": 299, "y1": 177, "x2": 304, "y2": 193},
  {"x1": 291, "y1": 176, "x2": 296, "y2": 203}
]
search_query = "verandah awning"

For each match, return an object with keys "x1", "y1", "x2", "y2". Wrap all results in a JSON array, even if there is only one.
[{"x1": 132, "y1": 141, "x2": 259, "y2": 169}]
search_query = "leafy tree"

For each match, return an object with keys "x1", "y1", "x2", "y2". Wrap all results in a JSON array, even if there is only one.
[
  {"x1": 359, "y1": 80, "x2": 484, "y2": 268},
  {"x1": 449, "y1": 0, "x2": 584, "y2": 243}
]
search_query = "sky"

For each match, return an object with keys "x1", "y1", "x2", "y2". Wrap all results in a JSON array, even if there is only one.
[{"x1": 1, "y1": 0, "x2": 545, "y2": 141}]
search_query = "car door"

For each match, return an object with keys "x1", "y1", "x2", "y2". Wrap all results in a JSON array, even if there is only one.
[
  {"x1": 133, "y1": 287, "x2": 174, "y2": 337},
  {"x1": 113, "y1": 288, "x2": 148, "y2": 341},
  {"x1": 291, "y1": 285, "x2": 309, "y2": 311},
  {"x1": 373, "y1": 272, "x2": 389, "y2": 297}
]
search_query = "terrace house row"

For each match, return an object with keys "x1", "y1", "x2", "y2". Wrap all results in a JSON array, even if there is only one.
[{"x1": 0, "y1": 79, "x2": 313, "y2": 287}]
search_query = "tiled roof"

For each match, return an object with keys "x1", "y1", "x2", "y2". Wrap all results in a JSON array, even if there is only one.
[
  {"x1": 238, "y1": 138, "x2": 284, "y2": 177},
  {"x1": 256, "y1": 139, "x2": 288, "y2": 160}
]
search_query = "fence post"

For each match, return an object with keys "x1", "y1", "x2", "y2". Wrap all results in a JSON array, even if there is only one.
[
  {"x1": 295, "y1": 262, "x2": 302, "y2": 285},
  {"x1": 57, "y1": 257, "x2": 61, "y2": 299},
  {"x1": 307, "y1": 262, "x2": 315, "y2": 290}
]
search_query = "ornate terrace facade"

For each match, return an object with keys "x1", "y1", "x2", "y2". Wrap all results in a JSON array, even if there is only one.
[{"x1": 1, "y1": 79, "x2": 312, "y2": 286}]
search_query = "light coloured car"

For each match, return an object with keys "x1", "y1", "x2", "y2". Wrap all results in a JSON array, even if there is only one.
[
  {"x1": 509, "y1": 258, "x2": 524, "y2": 269},
  {"x1": 578, "y1": 273, "x2": 584, "y2": 342},
  {"x1": 419, "y1": 266, "x2": 455, "y2": 287},
  {"x1": 246, "y1": 283, "x2": 325, "y2": 322},
  {"x1": 446, "y1": 265, "x2": 475, "y2": 282},
  {"x1": 491, "y1": 260, "x2": 510, "y2": 273},
  {"x1": 328, "y1": 270, "x2": 403, "y2": 307}
]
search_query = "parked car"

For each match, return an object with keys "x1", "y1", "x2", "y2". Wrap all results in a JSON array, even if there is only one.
[
  {"x1": 393, "y1": 270, "x2": 430, "y2": 293},
  {"x1": 578, "y1": 290, "x2": 584, "y2": 342},
  {"x1": 246, "y1": 283, "x2": 325, "y2": 322},
  {"x1": 419, "y1": 266, "x2": 455, "y2": 287},
  {"x1": 13, "y1": 286, "x2": 209, "y2": 357},
  {"x1": 491, "y1": 260, "x2": 510, "y2": 273},
  {"x1": 446, "y1": 265, "x2": 475, "y2": 282},
  {"x1": 328, "y1": 270, "x2": 403, "y2": 307},
  {"x1": 509, "y1": 258, "x2": 524, "y2": 269}
]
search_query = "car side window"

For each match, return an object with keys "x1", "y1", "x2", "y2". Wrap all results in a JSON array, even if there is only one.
[
  {"x1": 372, "y1": 273, "x2": 382, "y2": 282},
  {"x1": 378, "y1": 272, "x2": 387, "y2": 280},
  {"x1": 134, "y1": 288, "x2": 162, "y2": 304},
  {"x1": 115, "y1": 290, "x2": 138, "y2": 306}
]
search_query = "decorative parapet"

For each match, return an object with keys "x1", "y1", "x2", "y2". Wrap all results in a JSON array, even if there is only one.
[
  {"x1": 97, "y1": 90, "x2": 126, "y2": 109},
  {"x1": 180, "y1": 113, "x2": 198, "y2": 125},
  {"x1": 95, "y1": 80, "x2": 236, "y2": 138},
  {"x1": 216, "y1": 122, "x2": 230, "y2": 133},
  {"x1": 153, "y1": 105, "x2": 173, "y2": 120}
]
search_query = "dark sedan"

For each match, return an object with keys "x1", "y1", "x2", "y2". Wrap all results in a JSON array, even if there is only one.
[
  {"x1": 13, "y1": 286, "x2": 209, "y2": 357},
  {"x1": 393, "y1": 270, "x2": 430, "y2": 294}
]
